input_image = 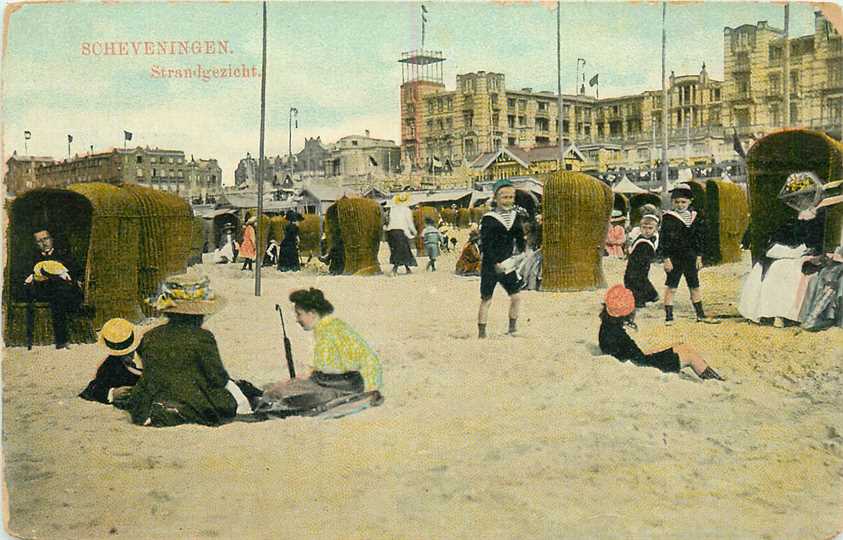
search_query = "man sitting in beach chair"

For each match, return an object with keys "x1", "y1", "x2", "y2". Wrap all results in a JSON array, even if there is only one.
[{"x1": 256, "y1": 288, "x2": 383, "y2": 419}]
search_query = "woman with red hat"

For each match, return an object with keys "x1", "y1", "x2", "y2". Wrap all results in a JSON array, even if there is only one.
[{"x1": 598, "y1": 285, "x2": 724, "y2": 380}]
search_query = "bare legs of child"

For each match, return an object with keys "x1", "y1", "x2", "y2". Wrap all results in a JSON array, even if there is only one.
[
  {"x1": 651, "y1": 343, "x2": 724, "y2": 380},
  {"x1": 477, "y1": 292, "x2": 521, "y2": 338}
]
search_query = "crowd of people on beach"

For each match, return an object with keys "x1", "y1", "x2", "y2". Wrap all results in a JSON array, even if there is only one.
[{"x1": 17, "y1": 166, "x2": 841, "y2": 428}]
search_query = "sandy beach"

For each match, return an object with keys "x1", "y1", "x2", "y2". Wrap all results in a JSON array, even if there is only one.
[{"x1": 3, "y1": 238, "x2": 842, "y2": 540}]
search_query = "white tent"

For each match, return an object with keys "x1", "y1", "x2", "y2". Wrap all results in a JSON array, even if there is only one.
[{"x1": 612, "y1": 175, "x2": 648, "y2": 194}]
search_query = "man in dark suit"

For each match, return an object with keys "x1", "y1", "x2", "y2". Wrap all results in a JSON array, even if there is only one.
[{"x1": 24, "y1": 228, "x2": 83, "y2": 349}]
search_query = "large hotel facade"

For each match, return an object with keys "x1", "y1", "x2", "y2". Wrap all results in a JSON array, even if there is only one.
[{"x1": 400, "y1": 11, "x2": 841, "y2": 172}]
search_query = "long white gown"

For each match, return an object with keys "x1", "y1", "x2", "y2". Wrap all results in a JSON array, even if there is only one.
[{"x1": 738, "y1": 244, "x2": 816, "y2": 322}]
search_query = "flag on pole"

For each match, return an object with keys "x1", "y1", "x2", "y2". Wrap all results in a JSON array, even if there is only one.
[
  {"x1": 421, "y1": 4, "x2": 428, "y2": 12},
  {"x1": 67, "y1": 134, "x2": 73, "y2": 143},
  {"x1": 124, "y1": 130, "x2": 133, "y2": 141},
  {"x1": 422, "y1": 14, "x2": 427, "y2": 22},
  {"x1": 24, "y1": 130, "x2": 31, "y2": 140},
  {"x1": 589, "y1": 74, "x2": 599, "y2": 87},
  {"x1": 369, "y1": 156, "x2": 379, "y2": 166}
]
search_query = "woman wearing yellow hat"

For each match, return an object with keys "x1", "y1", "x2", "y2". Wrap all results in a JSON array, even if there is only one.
[
  {"x1": 79, "y1": 318, "x2": 143, "y2": 404},
  {"x1": 384, "y1": 192, "x2": 418, "y2": 275}
]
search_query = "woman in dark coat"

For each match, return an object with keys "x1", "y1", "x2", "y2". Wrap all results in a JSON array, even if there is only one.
[
  {"x1": 115, "y1": 273, "x2": 261, "y2": 427},
  {"x1": 278, "y1": 212, "x2": 302, "y2": 272}
]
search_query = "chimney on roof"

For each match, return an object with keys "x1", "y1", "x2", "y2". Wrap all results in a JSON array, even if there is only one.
[{"x1": 365, "y1": 129, "x2": 370, "y2": 138}]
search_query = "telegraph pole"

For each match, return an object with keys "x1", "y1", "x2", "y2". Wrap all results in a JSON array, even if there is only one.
[
  {"x1": 255, "y1": 0, "x2": 267, "y2": 296},
  {"x1": 557, "y1": 0, "x2": 564, "y2": 171},
  {"x1": 783, "y1": 3, "x2": 791, "y2": 128},
  {"x1": 661, "y1": 2, "x2": 670, "y2": 198}
]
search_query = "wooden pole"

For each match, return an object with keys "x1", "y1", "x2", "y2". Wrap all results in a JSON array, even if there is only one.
[
  {"x1": 255, "y1": 0, "x2": 267, "y2": 296},
  {"x1": 661, "y1": 2, "x2": 670, "y2": 202},
  {"x1": 557, "y1": 0, "x2": 564, "y2": 171}
]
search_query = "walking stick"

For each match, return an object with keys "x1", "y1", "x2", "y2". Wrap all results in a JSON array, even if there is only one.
[{"x1": 275, "y1": 304, "x2": 296, "y2": 379}]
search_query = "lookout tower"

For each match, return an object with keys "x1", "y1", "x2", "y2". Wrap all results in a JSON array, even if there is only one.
[{"x1": 398, "y1": 50, "x2": 446, "y2": 169}]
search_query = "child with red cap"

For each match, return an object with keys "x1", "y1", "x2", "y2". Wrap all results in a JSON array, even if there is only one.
[{"x1": 598, "y1": 285, "x2": 724, "y2": 380}]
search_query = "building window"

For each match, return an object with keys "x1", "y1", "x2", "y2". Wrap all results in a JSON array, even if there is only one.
[
  {"x1": 136, "y1": 168, "x2": 143, "y2": 177},
  {"x1": 428, "y1": 101, "x2": 434, "y2": 114},
  {"x1": 508, "y1": 137, "x2": 516, "y2": 146},
  {"x1": 538, "y1": 101, "x2": 548, "y2": 112},
  {"x1": 151, "y1": 157, "x2": 157, "y2": 163},
  {"x1": 507, "y1": 98, "x2": 515, "y2": 108},
  {"x1": 352, "y1": 140, "x2": 358, "y2": 146},
  {"x1": 769, "y1": 45, "x2": 782, "y2": 63},
  {"x1": 446, "y1": 117, "x2": 452, "y2": 129},
  {"x1": 518, "y1": 115, "x2": 526, "y2": 126},
  {"x1": 508, "y1": 115, "x2": 515, "y2": 128},
  {"x1": 790, "y1": 70, "x2": 800, "y2": 93},
  {"x1": 427, "y1": 120, "x2": 433, "y2": 130},
  {"x1": 790, "y1": 103, "x2": 799, "y2": 124},
  {"x1": 178, "y1": 170, "x2": 184, "y2": 178},
  {"x1": 136, "y1": 156, "x2": 143, "y2": 164},
  {"x1": 447, "y1": 97, "x2": 453, "y2": 111},
  {"x1": 169, "y1": 157, "x2": 174, "y2": 164},
  {"x1": 767, "y1": 74, "x2": 780, "y2": 96},
  {"x1": 536, "y1": 118, "x2": 549, "y2": 132}
]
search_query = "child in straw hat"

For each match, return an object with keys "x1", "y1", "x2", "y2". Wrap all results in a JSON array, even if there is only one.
[
  {"x1": 79, "y1": 318, "x2": 143, "y2": 404},
  {"x1": 598, "y1": 285, "x2": 724, "y2": 380}
]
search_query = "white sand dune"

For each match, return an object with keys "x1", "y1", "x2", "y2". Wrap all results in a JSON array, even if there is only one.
[{"x1": 3, "y1": 240, "x2": 842, "y2": 539}]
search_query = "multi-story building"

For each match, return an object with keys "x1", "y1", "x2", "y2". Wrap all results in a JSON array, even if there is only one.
[
  {"x1": 184, "y1": 157, "x2": 223, "y2": 203},
  {"x1": 399, "y1": 10, "x2": 840, "y2": 173},
  {"x1": 399, "y1": 59, "x2": 726, "y2": 171},
  {"x1": 294, "y1": 137, "x2": 330, "y2": 176},
  {"x1": 723, "y1": 11, "x2": 842, "y2": 136},
  {"x1": 233, "y1": 153, "x2": 288, "y2": 187},
  {"x1": 5, "y1": 152, "x2": 58, "y2": 195},
  {"x1": 323, "y1": 131, "x2": 401, "y2": 179},
  {"x1": 4, "y1": 146, "x2": 223, "y2": 199}
]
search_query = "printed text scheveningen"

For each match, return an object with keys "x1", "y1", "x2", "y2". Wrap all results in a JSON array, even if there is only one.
[{"x1": 81, "y1": 40, "x2": 232, "y2": 56}]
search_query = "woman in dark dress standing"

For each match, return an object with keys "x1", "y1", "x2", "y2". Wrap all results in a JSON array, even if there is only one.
[{"x1": 278, "y1": 211, "x2": 302, "y2": 272}]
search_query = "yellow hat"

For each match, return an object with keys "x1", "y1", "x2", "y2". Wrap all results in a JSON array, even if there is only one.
[
  {"x1": 33, "y1": 260, "x2": 69, "y2": 282},
  {"x1": 98, "y1": 318, "x2": 141, "y2": 356},
  {"x1": 392, "y1": 193, "x2": 410, "y2": 205}
]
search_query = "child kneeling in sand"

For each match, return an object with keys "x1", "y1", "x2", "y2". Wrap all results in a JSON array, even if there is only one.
[{"x1": 598, "y1": 285, "x2": 724, "y2": 381}]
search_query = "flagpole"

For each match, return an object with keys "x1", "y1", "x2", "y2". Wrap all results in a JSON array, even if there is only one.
[
  {"x1": 556, "y1": 0, "x2": 564, "y2": 171},
  {"x1": 661, "y1": 1, "x2": 669, "y2": 201},
  {"x1": 255, "y1": 0, "x2": 268, "y2": 296},
  {"x1": 24, "y1": 133, "x2": 28, "y2": 154}
]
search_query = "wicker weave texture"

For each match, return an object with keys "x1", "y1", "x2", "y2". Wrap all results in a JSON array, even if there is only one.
[
  {"x1": 336, "y1": 198, "x2": 382, "y2": 275},
  {"x1": 746, "y1": 129, "x2": 843, "y2": 261},
  {"x1": 542, "y1": 172, "x2": 614, "y2": 291}
]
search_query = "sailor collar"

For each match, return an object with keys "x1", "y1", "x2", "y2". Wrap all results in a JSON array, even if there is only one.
[
  {"x1": 483, "y1": 208, "x2": 518, "y2": 231},
  {"x1": 663, "y1": 209, "x2": 697, "y2": 226}
]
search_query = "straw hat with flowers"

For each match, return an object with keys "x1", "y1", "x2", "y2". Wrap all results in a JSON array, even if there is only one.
[{"x1": 148, "y1": 269, "x2": 226, "y2": 315}]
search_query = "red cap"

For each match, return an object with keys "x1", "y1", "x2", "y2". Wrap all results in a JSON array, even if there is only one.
[{"x1": 605, "y1": 285, "x2": 635, "y2": 317}]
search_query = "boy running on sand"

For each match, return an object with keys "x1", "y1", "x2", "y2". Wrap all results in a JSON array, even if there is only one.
[
  {"x1": 477, "y1": 179, "x2": 527, "y2": 338},
  {"x1": 657, "y1": 183, "x2": 718, "y2": 325}
]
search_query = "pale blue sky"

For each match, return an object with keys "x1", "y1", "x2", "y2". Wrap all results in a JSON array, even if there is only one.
[{"x1": 1, "y1": 1, "x2": 827, "y2": 184}]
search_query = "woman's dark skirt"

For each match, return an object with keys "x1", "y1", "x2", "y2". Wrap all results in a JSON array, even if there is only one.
[{"x1": 387, "y1": 229, "x2": 417, "y2": 267}]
